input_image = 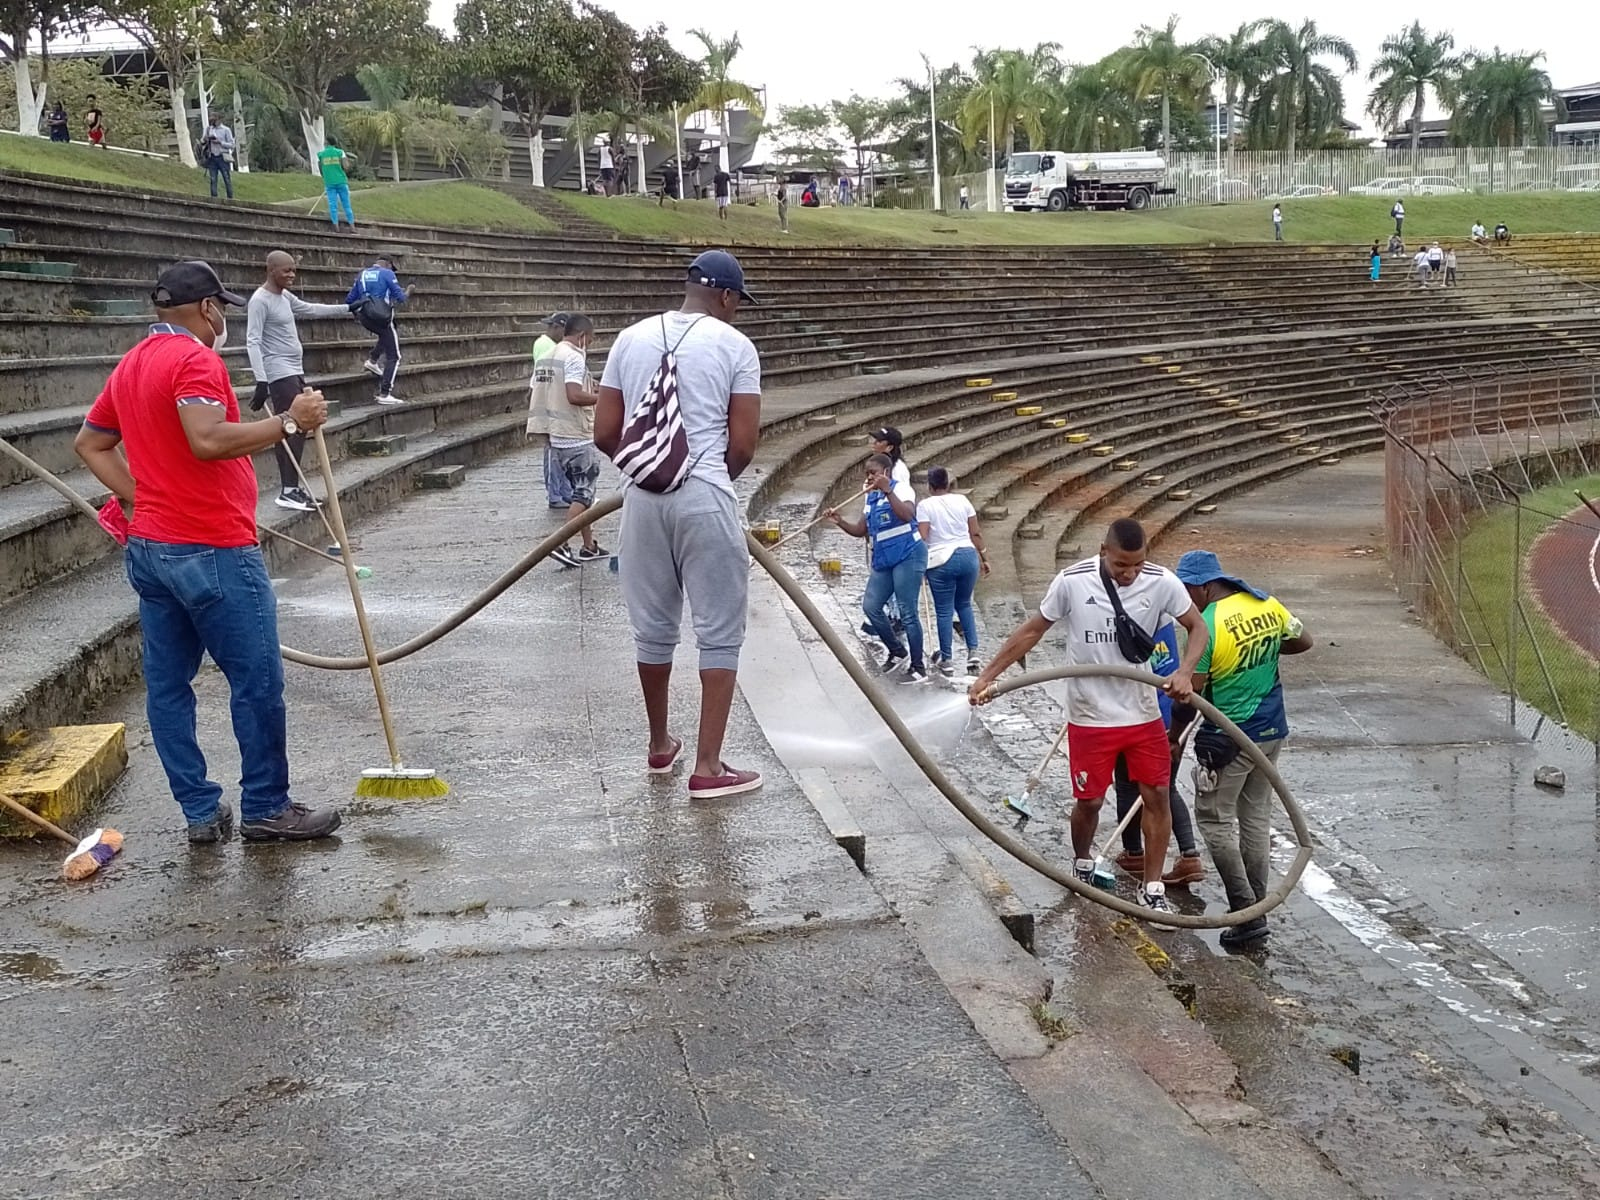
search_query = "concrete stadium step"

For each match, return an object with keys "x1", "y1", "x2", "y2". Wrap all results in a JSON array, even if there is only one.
[{"x1": 0, "y1": 409, "x2": 523, "y2": 738}]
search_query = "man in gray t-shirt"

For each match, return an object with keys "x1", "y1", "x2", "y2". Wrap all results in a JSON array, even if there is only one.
[
  {"x1": 245, "y1": 250, "x2": 352, "y2": 510},
  {"x1": 596, "y1": 250, "x2": 762, "y2": 802}
]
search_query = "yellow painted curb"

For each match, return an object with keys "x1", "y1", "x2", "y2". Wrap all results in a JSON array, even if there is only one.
[
  {"x1": 1160, "y1": 364, "x2": 1182, "y2": 374},
  {"x1": 0, "y1": 725, "x2": 127, "y2": 837},
  {"x1": 1091, "y1": 445, "x2": 1116, "y2": 457},
  {"x1": 991, "y1": 390, "x2": 1018, "y2": 402},
  {"x1": 1040, "y1": 417, "x2": 1067, "y2": 428},
  {"x1": 1065, "y1": 432, "x2": 1090, "y2": 444},
  {"x1": 1139, "y1": 354, "x2": 1163, "y2": 364},
  {"x1": 1113, "y1": 459, "x2": 1139, "y2": 471},
  {"x1": 1196, "y1": 503, "x2": 1219, "y2": 514},
  {"x1": 1170, "y1": 488, "x2": 1194, "y2": 500},
  {"x1": 1015, "y1": 405, "x2": 1042, "y2": 417},
  {"x1": 966, "y1": 377, "x2": 994, "y2": 387}
]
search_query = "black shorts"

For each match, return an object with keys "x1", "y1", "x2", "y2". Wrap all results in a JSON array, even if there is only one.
[{"x1": 268, "y1": 375, "x2": 305, "y2": 415}]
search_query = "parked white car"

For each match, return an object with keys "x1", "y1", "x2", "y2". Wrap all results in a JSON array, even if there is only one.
[
  {"x1": 1567, "y1": 179, "x2": 1600, "y2": 192},
  {"x1": 1349, "y1": 177, "x2": 1408, "y2": 195},
  {"x1": 1272, "y1": 184, "x2": 1337, "y2": 199},
  {"x1": 1410, "y1": 175, "x2": 1466, "y2": 195}
]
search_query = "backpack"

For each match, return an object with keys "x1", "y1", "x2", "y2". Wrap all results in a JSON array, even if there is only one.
[{"x1": 611, "y1": 315, "x2": 705, "y2": 493}]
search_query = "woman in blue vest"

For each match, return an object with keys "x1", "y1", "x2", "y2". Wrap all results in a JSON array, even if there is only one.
[{"x1": 825, "y1": 453, "x2": 929, "y2": 682}]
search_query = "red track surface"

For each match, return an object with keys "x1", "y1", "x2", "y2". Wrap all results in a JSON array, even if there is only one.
[{"x1": 1527, "y1": 503, "x2": 1600, "y2": 659}]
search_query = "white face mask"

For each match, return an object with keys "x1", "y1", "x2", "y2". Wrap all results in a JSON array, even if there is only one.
[{"x1": 206, "y1": 299, "x2": 228, "y2": 349}]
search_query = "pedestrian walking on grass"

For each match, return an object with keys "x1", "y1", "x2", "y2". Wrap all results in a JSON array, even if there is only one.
[
  {"x1": 347, "y1": 255, "x2": 408, "y2": 404},
  {"x1": 85, "y1": 95, "x2": 105, "y2": 148},
  {"x1": 777, "y1": 185, "x2": 789, "y2": 234},
  {"x1": 529, "y1": 314, "x2": 606, "y2": 568},
  {"x1": 245, "y1": 250, "x2": 358, "y2": 511},
  {"x1": 827, "y1": 454, "x2": 930, "y2": 682},
  {"x1": 1272, "y1": 204, "x2": 1283, "y2": 240},
  {"x1": 201, "y1": 116, "x2": 236, "y2": 200},
  {"x1": 916, "y1": 466, "x2": 988, "y2": 676},
  {"x1": 971, "y1": 519, "x2": 1210, "y2": 914},
  {"x1": 74, "y1": 261, "x2": 342, "y2": 845},
  {"x1": 47, "y1": 101, "x2": 69, "y2": 142},
  {"x1": 530, "y1": 312, "x2": 575, "y2": 508},
  {"x1": 1391, "y1": 198, "x2": 1405, "y2": 236},
  {"x1": 595, "y1": 249, "x2": 764, "y2": 800},
  {"x1": 714, "y1": 168, "x2": 731, "y2": 220},
  {"x1": 1173, "y1": 550, "x2": 1312, "y2": 947},
  {"x1": 959, "y1": 184, "x2": 970, "y2": 211},
  {"x1": 318, "y1": 141, "x2": 356, "y2": 231}
]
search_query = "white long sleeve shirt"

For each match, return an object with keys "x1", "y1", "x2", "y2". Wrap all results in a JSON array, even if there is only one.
[{"x1": 245, "y1": 286, "x2": 351, "y2": 383}]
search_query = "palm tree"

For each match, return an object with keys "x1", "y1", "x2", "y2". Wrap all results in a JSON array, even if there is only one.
[
  {"x1": 1197, "y1": 22, "x2": 1272, "y2": 170},
  {"x1": 958, "y1": 43, "x2": 1059, "y2": 158},
  {"x1": 1449, "y1": 49, "x2": 1552, "y2": 188},
  {"x1": 342, "y1": 65, "x2": 416, "y2": 183},
  {"x1": 1052, "y1": 59, "x2": 1139, "y2": 152},
  {"x1": 1255, "y1": 19, "x2": 1357, "y2": 157},
  {"x1": 687, "y1": 28, "x2": 763, "y2": 173},
  {"x1": 1125, "y1": 16, "x2": 1208, "y2": 159},
  {"x1": 1367, "y1": 24, "x2": 1463, "y2": 177}
]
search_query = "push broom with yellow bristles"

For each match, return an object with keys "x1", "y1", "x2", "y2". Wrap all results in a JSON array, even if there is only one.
[{"x1": 311, "y1": 427, "x2": 448, "y2": 800}]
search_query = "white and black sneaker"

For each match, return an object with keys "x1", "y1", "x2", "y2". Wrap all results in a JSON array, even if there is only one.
[
  {"x1": 575, "y1": 544, "x2": 609, "y2": 563},
  {"x1": 967, "y1": 654, "x2": 982, "y2": 675},
  {"x1": 901, "y1": 664, "x2": 930, "y2": 684},
  {"x1": 361, "y1": 359, "x2": 383, "y2": 376},
  {"x1": 1137, "y1": 884, "x2": 1174, "y2": 915},
  {"x1": 878, "y1": 651, "x2": 907, "y2": 674},
  {"x1": 274, "y1": 487, "x2": 318, "y2": 512},
  {"x1": 1073, "y1": 859, "x2": 1097, "y2": 885},
  {"x1": 549, "y1": 544, "x2": 580, "y2": 569}
]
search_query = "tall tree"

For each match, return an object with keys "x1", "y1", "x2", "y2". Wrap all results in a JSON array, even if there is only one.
[
  {"x1": 687, "y1": 27, "x2": 762, "y2": 173},
  {"x1": 1367, "y1": 23, "x2": 1462, "y2": 177},
  {"x1": 102, "y1": 0, "x2": 211, "y2": 166},
  {"x1": 1449, "y1": 48, "x2": 1552, "y2": 186},
  {"x1": 832, "y1": 93, "x2": 886, "y2": 192},
  {"x1": 958, "y1": 43, "x2": 1059, "y2": 159},
  {"x1": 772, "y1": 102, "x2": 838, "y2": 172},
  {"x1": 2, "y1": 0, "x2": 83, "y2": 134},
  {"x1": 218, "y1": 0, "x2": 431, "y2": 168},
  {"x1": 445, "y1": 0, "x2": 592, "y2": 187},
  {"x1": 610, "y1": 21, "x2": 700, "y2": 192},
  {"x1": 1053, "y1": 58, "x2": 1139, "y2": 153},
  {"x1": 1126, "y1": 16, "x2": 1206, "y2": 159},
  {"x1": 1196, "y1": 21, "x2": 1271, "y2": 171},
  {"x1": 1254, "y1": 19, "x2": 1356, "y2": 157}
]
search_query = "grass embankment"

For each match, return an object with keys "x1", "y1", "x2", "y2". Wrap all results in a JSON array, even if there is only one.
[
  {"x1": 0, "y1": 136, "x2": 554, "y2": 233},
  {"x1": 1457, "y1": 471, "x2": 1600, "y2": 736},
  {"x1": 548, "y1": 189, "x2": 1600, "y2": 247}
]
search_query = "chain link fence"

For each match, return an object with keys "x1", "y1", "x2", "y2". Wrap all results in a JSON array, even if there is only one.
[{"x1": 1377, "y1": 367, "x2": 1600, "y2": 747}]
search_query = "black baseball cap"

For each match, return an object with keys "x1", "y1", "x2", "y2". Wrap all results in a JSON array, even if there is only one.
[
  {"x1": 687, "y1": 249, "x2": 758, "y2": 304},
  {"x1": 152, "y1": 260, "x2": 245, "y2": 308},
  {"x1": 544, "y1": 311, "x2": 571, "y2": 327},
  {"x1": 872, "y1": 426, "x2": 904, "y2": 447}
]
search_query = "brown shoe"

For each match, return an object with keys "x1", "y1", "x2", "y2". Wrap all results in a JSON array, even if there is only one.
[
  {"x1": 1163, "y1": 854, "x2": 1205, "y2": 887},
  {"x1": 1114, "y1": 851, "x2": 1144, "y2": 875}
]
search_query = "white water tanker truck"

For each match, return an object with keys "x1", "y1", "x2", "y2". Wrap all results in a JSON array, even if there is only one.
[{"x1": 1003, "y1": 150, "x2": 1173, "y2": 212}]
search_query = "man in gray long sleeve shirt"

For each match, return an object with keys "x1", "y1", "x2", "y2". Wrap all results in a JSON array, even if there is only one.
[{"x1": 246, "y1": 250, "x2": 352, "y2": 510}]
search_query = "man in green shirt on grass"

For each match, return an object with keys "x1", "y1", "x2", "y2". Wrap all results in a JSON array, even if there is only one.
[{"x1": 317, "y1": 141, "x2": 356, "y2": 231}]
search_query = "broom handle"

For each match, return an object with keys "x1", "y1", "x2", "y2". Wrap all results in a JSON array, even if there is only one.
[
  {"x1": 1024, "y1": 718, "x2": 1071, "y2": 792},
  {"x1": 311, "y1": 428, "x2": 403, "y2": 769},
  {"x1": 770, "y1": 486, "x2": 870, "y2": 551},
  {"x1": 1094, "y1": 716, "x2": 1200, "y2": 860},
  {"x1": 0, "y1": 791, "x2": 78, "y2": 846}
]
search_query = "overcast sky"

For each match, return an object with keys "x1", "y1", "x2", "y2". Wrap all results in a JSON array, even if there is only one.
[{"x1": 427, "y1": 1, "x2": 1596, "y2": 135}]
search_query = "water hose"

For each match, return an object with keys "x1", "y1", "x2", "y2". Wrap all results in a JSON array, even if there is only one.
[{"x1": 5, "y1": 439, "x2": 1311, "y2": 927}]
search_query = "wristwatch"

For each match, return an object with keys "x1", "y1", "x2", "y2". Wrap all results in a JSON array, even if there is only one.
[{"x1": 278, "y1": 413, "x2": 299, "y2": 437}]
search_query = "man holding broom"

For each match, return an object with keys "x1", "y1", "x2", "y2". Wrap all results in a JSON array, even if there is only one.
[{"x1": 74, "y1": 261, "x2": 344, "y2": 845}]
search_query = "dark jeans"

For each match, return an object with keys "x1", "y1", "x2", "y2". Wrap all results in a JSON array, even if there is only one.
[
  {"x1": 367, "y1": 320, "x2": 399, "y2": 395},
  {"x1": 1114, "y1": 749, "x2": 1196, "y2": 856},
  {"x1": 863, "y1": 540, "x2": 927, "y2": 668},
  {"x1": 124, "y1": 538, "x2": 291, "y2": 825},
  {"x1": 207, "y1": 155, "x2": 233, "y2": 198},
  {"x1": 267, "y1": 375, "x2": 307, "y2": 491},
  {"x1": 925, "y1": 546, "x2": 979, "y2": 661}
]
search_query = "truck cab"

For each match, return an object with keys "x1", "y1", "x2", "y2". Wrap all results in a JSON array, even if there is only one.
[{"x1": 1004, "y1": 151, "x2": 1171, "y2": 212}]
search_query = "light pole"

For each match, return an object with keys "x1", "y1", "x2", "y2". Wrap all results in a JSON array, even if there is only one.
[
  {"x1": 922, "y1": 53, "x2": 942, "y2": 211},
  {"x1": 987, "y1": 94, "x2": 997, "y2": 213},
  {"x1": 1191, "y1": 51, "x2": 1222, "y2": 203}
]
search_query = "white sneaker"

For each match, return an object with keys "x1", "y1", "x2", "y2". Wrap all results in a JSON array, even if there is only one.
[
  {"x1": 273, "y1": 488, "x2": 318, "y2": 512},
  {"x1": 361, "y1": 360, "x2": 383, "y2": 376},
  {"x1": 377, "y1": 393, "x2": 403, "y2": 406}
]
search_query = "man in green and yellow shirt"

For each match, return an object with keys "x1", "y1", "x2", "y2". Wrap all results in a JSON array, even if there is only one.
[
  {"x1": 317, "y1": 141, "x2": 356, "y2": 231},
  {"x1": 1175, "y1": 549, "x2": 1313, "y2": 947}
]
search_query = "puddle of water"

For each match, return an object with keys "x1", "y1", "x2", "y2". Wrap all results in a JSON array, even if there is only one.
[{"x1": 0, "y1": 950, "x2": 63, "y2": 982}]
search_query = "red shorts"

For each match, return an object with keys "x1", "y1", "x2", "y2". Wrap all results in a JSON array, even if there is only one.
[
  {"x1": 1066, "y1": 719, "x2": 1169, "y2": 801},
  {"x1": 88, "y1": 128, "x2": 104, "y2": 145}
]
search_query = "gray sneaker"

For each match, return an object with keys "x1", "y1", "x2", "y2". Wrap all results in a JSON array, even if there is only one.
[
  {"x1": 240, "y1": 802, "x2": 342, "y2": 842},
  {"x1": 187, "y1": 805, "x2": 235, "y2": 844}
]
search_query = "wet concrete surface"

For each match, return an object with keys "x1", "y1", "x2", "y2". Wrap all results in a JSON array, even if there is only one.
[{"x1": 0, "y1": 449, "x2": 1099, "y2": 1199}]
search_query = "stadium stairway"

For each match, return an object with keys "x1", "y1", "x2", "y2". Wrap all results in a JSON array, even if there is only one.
[{"x1": 4, "y1": 168, "x2": 1600, "y2": 735}]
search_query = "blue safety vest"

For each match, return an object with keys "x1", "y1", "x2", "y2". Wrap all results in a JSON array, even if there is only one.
[{"x1": 866, "y1": 487, "x2": 922, "y2": 570}]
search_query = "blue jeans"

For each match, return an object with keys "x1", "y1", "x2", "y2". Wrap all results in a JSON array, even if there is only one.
[
  {"x1": 124, "y1": 539, "x2": 291, "y2": 826},
  {"x1": 207, "y1": 155, "x2": 233, "y2": 198},
  {"x1": 863, "y1": 540, "x2": 927, "y2": 667},
  {"x1": 544, "y1": 444, "x2": 573, "y2": 505},
  {"x1": 926, "y1": 546, "x2": 979, "y2": 662},
  {"x1": 326, "y1": 182, "x2": 353, "y2": 225}
]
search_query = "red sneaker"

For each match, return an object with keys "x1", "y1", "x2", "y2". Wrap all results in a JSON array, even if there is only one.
[
  {"x1": 688, "y1": 765, "x2": 763, "y2": 800},
  {"x1": 647, "y1": 736, "x2": 683, "y2": 774}
]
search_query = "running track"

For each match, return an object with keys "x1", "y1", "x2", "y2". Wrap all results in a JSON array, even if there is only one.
[{"x1": 1526, "y1": 503, "x2": 1600, "y2": 660}]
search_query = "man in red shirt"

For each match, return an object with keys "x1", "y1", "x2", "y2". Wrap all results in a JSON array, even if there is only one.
[{"x1": 75, "y1": 261, "x2": 344, "y2": 845}]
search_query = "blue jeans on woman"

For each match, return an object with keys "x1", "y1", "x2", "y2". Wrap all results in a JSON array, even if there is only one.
[
  {"x1": 863, "y1": 540, "x2": 928, "y2": 667},
  {"x1": 926, "y1": 546, "x2": 979, "y2": 663},
  {"x1": 124, "y1": 539, "x2": 292, "y2": 828},
  {"x1": 326, "y1": 182, "x2": 354, "y2": 226}
]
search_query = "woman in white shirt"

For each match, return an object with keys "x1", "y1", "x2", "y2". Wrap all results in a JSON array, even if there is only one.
[
  {"x1": 827, "y1": 454, "x2": 930, "y2": 681},
  {"x1": 871, "y1": 426, "x2": 911, "y2": 487},
  {"x1": 916, "y1": 466, "x2": 989, "y2": 676}
]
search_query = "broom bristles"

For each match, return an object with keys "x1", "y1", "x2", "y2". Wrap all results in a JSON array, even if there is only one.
[{"x1": 354, "y1": 772, "x2": 450, "y2": 801}]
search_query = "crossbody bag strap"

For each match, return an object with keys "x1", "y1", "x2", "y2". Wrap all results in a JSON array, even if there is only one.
[{"x1": 1098, "y1": 560, "x2": 1130, "y2": 621}]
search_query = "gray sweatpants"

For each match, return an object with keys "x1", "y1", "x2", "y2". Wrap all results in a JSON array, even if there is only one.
[
  {"x1": 1194, "y1": 737, "x2": 1284, "y2": 913},
  {"x1": 619, "y1": 477, "x2": 748, "y2": 671}
]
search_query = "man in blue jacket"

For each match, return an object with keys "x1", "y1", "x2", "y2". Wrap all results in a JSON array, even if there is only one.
[{"x1": 347, "y1": 255, "x2": 409, "y2": 404}]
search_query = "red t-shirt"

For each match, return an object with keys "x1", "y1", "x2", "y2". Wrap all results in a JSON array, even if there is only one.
[{"x1": 85, "y1": 328, "x2": 258, "y2": 548}]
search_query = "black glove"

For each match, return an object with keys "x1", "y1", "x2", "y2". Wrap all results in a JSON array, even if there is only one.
[{"x1": 250, "y1": 381, "x2": 269, "y2": 411}]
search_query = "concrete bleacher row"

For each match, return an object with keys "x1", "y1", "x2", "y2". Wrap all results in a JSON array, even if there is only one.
[{"x1": 3, "y1": 168, "x2": 1600, "y2": 736}]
